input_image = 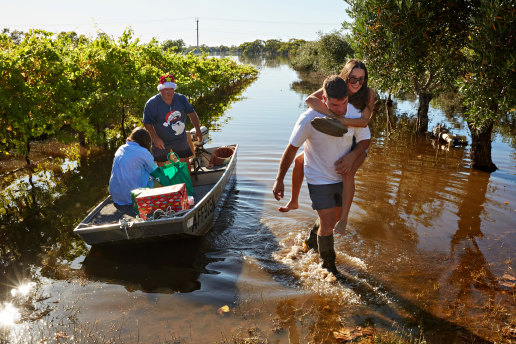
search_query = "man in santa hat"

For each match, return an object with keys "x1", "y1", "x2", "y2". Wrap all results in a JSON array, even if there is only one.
[{"x1": 143, "y1": 74, "x2": 202, "y2": 165}]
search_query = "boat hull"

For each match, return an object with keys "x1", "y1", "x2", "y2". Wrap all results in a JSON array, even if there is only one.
[{"x1": 73, "y1": 144, "x2": 237, "y2": 245}]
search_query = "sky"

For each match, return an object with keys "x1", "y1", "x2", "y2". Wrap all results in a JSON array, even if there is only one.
[{"x1": 1, "y1": 0, "x2": 350, "y2": 47}]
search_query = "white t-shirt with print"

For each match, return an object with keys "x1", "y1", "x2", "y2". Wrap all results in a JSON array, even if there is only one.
[{"x1": 289, "y1": 103, "x2": 370, "y2": 185}]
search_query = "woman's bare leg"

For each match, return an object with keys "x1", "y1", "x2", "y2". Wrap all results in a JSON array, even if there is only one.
[
  {"x1": 279, "y1": 152, "x2": 304, "y2": 212},
  {"x1": 334, "y1": 151, "x2": 366, "y2": 234}
]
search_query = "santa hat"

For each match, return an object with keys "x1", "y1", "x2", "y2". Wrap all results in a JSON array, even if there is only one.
[{"x1": 157, "y1": 74, "x2": 177, "y2": 91}]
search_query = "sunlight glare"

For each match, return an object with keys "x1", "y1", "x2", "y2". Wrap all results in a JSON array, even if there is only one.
[
  {"x1": 11, "y1": 282, "x2": 36, "y2": 297},
  {"x1": 0, "y1": 303, "x2": 21, "y2": 326}
]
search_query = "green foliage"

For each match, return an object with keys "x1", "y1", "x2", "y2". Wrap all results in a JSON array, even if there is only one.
[
  {"x1": 0, "y1": 30, "x2": 76, "y2": 156},
  {"x1": 317, "y1": 32, "x2": 354, "y2": 73},
  {"x1": 280, "y1": 38, "x2": 307, "y2": 56},
  {"x1": 263, "y1": 39, "x2": 281, "y2": 56},
  {"x1": 345, "y1": 0, "x2": 514, "y2": 170},
  {"x1": 239, "y1": 38, "x2": 307, "y2": 57},
  {"x1": 345, "y1": 0, "x2": 469, "y2": 96},
  {"x1": 457, "y1": 0, "x2": 516, "y2": 131},
  {"x1": 162, "y1": 39, "x2": 186, "y2": 53},
  {"x1": 239, "y1": 39, "x2": 265, "y2": 56},
  {"x1": 0, "y1": 29, "x2": 258, "y2": 157},
  {"x1": 290, "y1": 41, "x2": 319, "y2": 72},
  {"x1": 290, "y1": 32, "x2": 353, "y2": 74},
  {"x1": 2, "y1": 28, "x2": 24, "y2": 45}
]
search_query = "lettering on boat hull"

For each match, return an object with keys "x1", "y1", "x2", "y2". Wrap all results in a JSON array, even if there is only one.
[{"x1": 190, "y1": 194, "x2": 216, "y2": 233}]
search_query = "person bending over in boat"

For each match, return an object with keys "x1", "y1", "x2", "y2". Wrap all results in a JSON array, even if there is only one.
[
  {"x1": 278, "y1": 59, "x2": 375, "y2": 235},
  {"x1": 143, "y1": 74, "x2": 203, "y2": 168},
  {"x1": 273, "y1": 75, "x2": 371, "y2": 274},
  {"x1": 109, "y1": 127, "x2": 158, "y2": 206}
]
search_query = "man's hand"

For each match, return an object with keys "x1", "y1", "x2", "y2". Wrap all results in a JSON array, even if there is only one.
[
  {"x1": 144, "y1": 123, "x2": 165, "y2": 150},
  {"x1": 326, "y1": 109, "x2": 339, "y2": 119},
  {"x1": 272, "y1": 179, "x2": 284, "y2": 201},
  {"x1": 273, "y1": 144, "x2": 299, "y2": 201},
  {"x1": 187, "y1": 112, "x2": 203, "y2": 144},
  {"x1": 195, "y1": 132, "x2": 203, "y2": 143},
  {"x1": 153, "y1": 136, "x2": 165, "y2": 150},
  {"x1": 335, "y1": 154, "x2": 354, "y2": 175}
]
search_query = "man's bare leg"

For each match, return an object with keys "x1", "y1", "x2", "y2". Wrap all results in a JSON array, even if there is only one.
[
  {"x1": 317, "y1": 207, "x2": 339, "y2": 236},
  {"x1": 279, "y1": 153, "x2": 304, "y2": 212},
  {"x1": 334, "y1": 151, "x2": 366, "y2": 234}
]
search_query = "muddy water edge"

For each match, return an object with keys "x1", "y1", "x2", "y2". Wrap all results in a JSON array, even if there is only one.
[{"x1": 0, "y1": 57, "x2": 515, "y2": 343}]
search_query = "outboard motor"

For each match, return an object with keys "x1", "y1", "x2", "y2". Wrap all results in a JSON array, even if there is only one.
[{"x1": 189, "y1": 126, "x2": 209, "y2": 145}]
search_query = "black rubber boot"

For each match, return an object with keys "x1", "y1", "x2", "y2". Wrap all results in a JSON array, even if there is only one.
[
  {"x1": 304, "y1": 219, "x2": 319, "y2": 251},
  {"x1": 317, "y1": 234, "x2": 339, "y2": 274}
]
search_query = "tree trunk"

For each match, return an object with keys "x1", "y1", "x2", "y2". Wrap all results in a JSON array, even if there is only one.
[
  {"x1": 416, "y1": 93, "x2": 432, "y2": 133},
  {"x1": 78, "y1": 131, "x2": 87, "y2": 148},
  {"x1": 386, "y1": 92, "x2": 393, "y2": 107},
  {"x1": 385, "y1": 92, "x2": 393, "y2": 134},
  {"x1": 25, "y1": 139, "x2": 35, "y2": 189},
  {"x1": 468, "y1": 121, "x2": 497, "y2": 172}
]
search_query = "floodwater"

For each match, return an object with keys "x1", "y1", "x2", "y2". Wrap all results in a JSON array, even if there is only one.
[{"x1": 0, "y1": 57, "x2": 515, "y2": 343}]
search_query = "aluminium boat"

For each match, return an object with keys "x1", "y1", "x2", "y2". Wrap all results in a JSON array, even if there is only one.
[{"x1": 73, "y1": 143, "x2": 238, "y2": 245}]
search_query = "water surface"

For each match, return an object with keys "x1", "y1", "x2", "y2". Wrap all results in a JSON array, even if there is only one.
[{"x1": 1, "y1": 57, "x2": 515, "y2": 343}]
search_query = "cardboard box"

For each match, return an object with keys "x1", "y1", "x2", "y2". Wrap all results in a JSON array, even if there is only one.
[{"x1": 135, "y1": 184, "x2": 189, "y2": 220}]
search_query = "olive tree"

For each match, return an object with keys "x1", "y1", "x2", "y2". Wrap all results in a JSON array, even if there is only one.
[
  {"x1": 239, "y1": 40, "x2": 264, "y2": 56},
  {"x1": 162, "y1": 39, "x2": 185, "y2": 53},
  {"x1": 457, "y1": 0, "x2": 515, "y2": 172},
  {"x1": 291, "y1": 32, "x2": 353, "y2": 74},
  {"x1": 345, "y1": 0, "x2": 471, "y2": 133}
]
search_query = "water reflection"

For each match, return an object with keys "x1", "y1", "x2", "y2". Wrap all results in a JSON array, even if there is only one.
[
  {"x1": 238, "y1": 54, "x2": 290, "y2": 68},
  {"x1": 290, "y1": 77, "x2": 322, "y2": 96},
  {"x1": 193, "y1": 75, "x2": 257, "y2": 133},
  {"x1": 0, "y1": 303, "x2": 20, "y2": 326},
  {"x1": 83, "y1": 240, "x2": 206, "y2": 293},
  {"x1": 0, "y1": 148, "x2": 112, "y2": 286},
  {"x1": 448, "y1": 170, "x2": 499, "y2": 306}
]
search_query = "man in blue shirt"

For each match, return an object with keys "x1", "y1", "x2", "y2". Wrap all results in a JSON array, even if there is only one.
[
  {"x1": 143, "y1": 74, "x2": 203, "y2": 165},
  {"x1": 109, "y1": 127, "x2": 158, "y2": 205}
]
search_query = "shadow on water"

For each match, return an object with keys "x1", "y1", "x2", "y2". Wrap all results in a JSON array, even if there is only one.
[
  {"x1": 83, "y1": 239, "x2": 207, "y2": 294},
  {"x1": 204, "y1": 177, "x2": 301, "y2": 288},
  {"x1": 333, "y1": 268, "x2": 493, "y2": 343},
  {"x1": 81, "y1": 176, "x2": 299, "y2": 304}
]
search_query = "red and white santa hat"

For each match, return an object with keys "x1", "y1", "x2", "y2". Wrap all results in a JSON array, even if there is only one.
[{"x1": 157, "y1": 74, "x2": 177, "y2": 91}]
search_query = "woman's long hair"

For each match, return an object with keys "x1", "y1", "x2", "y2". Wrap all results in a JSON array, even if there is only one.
[
  {"x1": 339, "y1": 59, "x2": 369, "y2": 111},
  {"x1": 127, "y1": 127, "x2": 152, "y2": 152}
]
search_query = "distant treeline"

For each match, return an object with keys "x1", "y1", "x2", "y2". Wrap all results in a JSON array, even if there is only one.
[
  {"x1": 162, "y1": 32, "x2": 354, "y2": 77},
  {"x1": 162, "y1": 38, "x2": 308, "y2": 57}
]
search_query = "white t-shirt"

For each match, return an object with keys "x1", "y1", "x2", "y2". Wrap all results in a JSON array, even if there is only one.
[{"x1": 289, "y1": 104, "x2": 370, "y2": 185}]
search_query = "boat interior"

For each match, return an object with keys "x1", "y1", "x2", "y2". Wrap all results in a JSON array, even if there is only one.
[{"x1": 77, "y1": 144, "x2": 234, "y2": 228}]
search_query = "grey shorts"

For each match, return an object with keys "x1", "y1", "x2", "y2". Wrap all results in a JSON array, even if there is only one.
[
  {"x1": 307, "y1": 182, "x2": 343, "y2": 210},
  {"x1": 152, "y1": 140, "x2": 193, "y2": 162}
]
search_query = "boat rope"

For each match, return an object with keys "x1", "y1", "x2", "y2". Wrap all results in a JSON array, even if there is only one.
[
  {"x1": 149, "y1": 207, "x2": 190, "y2": 220},
  {"x1": 119, "y1": 218, "x2": 132, "y2": 239}
]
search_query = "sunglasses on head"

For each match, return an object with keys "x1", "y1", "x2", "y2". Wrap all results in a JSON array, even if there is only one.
[{"x1": 347, "y1": 76, "x2": 365, "y2": 85}]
